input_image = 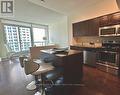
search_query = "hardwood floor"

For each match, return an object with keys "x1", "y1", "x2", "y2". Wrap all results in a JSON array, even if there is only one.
[
  {"x1": 0, "y1": 58, "x2": 120, "y2": 95},
  {"x1": 0, "y1": 59, "x2": 35, "y2": 95},
  {"x1": 74, "y1": 66, "x2": 120, "y2": 95}
]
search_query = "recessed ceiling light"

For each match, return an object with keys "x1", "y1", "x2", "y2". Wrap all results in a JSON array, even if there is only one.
[{"x1": 41, "y1": 0, "x2": 45, "y2": 2}]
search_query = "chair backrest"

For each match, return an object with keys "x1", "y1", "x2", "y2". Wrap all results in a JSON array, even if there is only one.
[
  {"x1": 23, "y1": 59, "x2": 40, "y2": 75},
  {"x1": 30, "y1": 44, "x2": 58, "y2": 59},
  {"x1": 19, "y1": 56, "x2": 28, "y2": 67}
]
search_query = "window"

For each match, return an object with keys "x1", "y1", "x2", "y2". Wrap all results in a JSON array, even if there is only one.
[
  {"x1": 4, "y1": 23, "x2": 48, "y2": 52},
  {"x1": 4, "y1": 25, "x2": 20, "y2": 52},
  {"x1": 4, "y1": 25, "x2": 32, "y2": 52},
  {"x1": 33, "y1": 27, "x2": 48, "y2": 46},
  {"x1": 19, "y1": 27, "x2": 31, "y2": 51}
]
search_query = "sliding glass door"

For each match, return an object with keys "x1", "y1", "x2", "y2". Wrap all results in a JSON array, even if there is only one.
[
  {"x1": 4, "y1": 25, "x2": 32, "y2": 52},
  {"x1": 4, "y1": 25, "x2": 20, "y2": 52},
  {"x1": 4, "y1": 23, "x2": 48, "y2": 52},
  {"x1": 19, "y1": 27, "x2": 31, "y2": 51}
]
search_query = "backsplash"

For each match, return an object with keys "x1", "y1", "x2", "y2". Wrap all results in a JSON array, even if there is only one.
[{"x1": 74, "y1": 36, "x2": 120, "y2": 43}]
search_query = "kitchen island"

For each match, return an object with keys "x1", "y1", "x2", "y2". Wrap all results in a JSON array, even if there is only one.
[{"x1": 40, "y1": 49, "x2": 83, "y2": 84}]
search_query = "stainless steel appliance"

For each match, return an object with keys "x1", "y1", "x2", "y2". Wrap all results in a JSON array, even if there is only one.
[
  {"x1": 96, "y1": 41, "x2": 120, "y2": 75},
  {"x1": 84, "y1": 50, "x2": 96, "y2": 67},
  {"x1": 97, "y1": 51, "x2": 119, "y2": 67},
  {"x1": 117, "y1": 27, "x2": 120, "y2": 35},
  {"x1": 99, "y1": 25, "x2": 120, "y2": 36}
]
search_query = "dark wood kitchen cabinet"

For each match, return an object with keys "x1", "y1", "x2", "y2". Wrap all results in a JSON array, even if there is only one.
[
  {"x1": 99, "y1": 15, "x2": 110, "y2": 27},
  {"x1": 99, "y1": 12, "x2": 120, "y2": 27},
  {"x1": 109, "y1": 12, "x2": 120, "y2": 25},
  {"x1": 73, "y1": 19, "x2": 99, "y2": 37},
  {"x1": 72, "y1": 23, "x2": 78, "y2": 37},
  {"x1": 73, "y1": 21, "x2": 88, "y2": 37},
  {"x1": 73, "y1": 11, "x2": 120, "y2": 37},
  {"x1": 87, "y1": 18, "x2": 99, "y2": 36}
]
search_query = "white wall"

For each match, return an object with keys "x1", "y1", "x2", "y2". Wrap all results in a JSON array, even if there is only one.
[
  {"x1": 0, "y1": 21, "x2": 8, "y2": 58},
  {"x1": 0, "y1": 0, "x2": 65, "y2": 25},
  {"x1": 68, "y1": 0, "x2": 119, "y2": 44},
  {"x1": 49, "y1": 16, "x2": 69, "y2": 47}
]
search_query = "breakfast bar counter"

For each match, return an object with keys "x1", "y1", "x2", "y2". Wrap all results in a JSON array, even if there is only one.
[{"x1": 40, "y1": 49, "x2": 84, "y2": 84}]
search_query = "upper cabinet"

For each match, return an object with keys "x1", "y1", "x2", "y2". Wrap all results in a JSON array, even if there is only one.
[
  {"x1": 73, "y1": 21, "x2": 87, "y2": 37},
  {"x1": 73, "y1": 18, "x2": 99, "y2": 37},
  {"x1": 87, "y1": 18, "x2": 99, "y2": 36},
  {"x1": 73, "y1": 11, "x2": 120, "y2": 37},
  {"x1": 109, "y1": 12, "x2": 120, "y2": 25},
  {"x1": 72, "y1": 22, "x2": 80, "y2": 37},
  {"x1": 99, "y1": 15, "x2": 110, "y2": 27},
  {"x1": 99, "y1": 12, "x2": 120, "y2": 27}
]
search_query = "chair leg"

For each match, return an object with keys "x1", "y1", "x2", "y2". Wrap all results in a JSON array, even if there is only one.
[
  {"x1": 34, "y1": 75, "x2": 41, "y2": 95},
  {"x1": 34, "y1": 74, "x2": 45, "y2": 95},
  {"x1": 41, "y1": 74, "x2": 44, "y2": 95},
  {"x1": 35, "y1": 75, "x2": 40, "y2": 92},
  {"x1": 34, "y1": 74, "x2": 54, "y2": 95}
]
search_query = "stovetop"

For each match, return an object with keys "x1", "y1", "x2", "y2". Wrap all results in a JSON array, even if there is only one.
[
  {"x1": 102, "y1": 41, "x2": 120, "y2": 52},
  {"x1": 102, "y1": 41, "x2": 120, "y2": 49}
]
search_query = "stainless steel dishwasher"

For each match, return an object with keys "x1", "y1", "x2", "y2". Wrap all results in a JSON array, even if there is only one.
[{"x1": 83, "y1": 50, "x2": 96, "y2": 67}]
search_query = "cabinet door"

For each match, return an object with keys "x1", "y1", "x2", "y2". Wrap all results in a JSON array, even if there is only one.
[
  {"x1": 109, "y1": 12, "x2": 120, "y2": 25},
  {"x1": 79, "y1": 21, "x2": 89, "y2": 36},
  {"x1": 73, "y1": 19, "x2": 99, "y2": 36},
  {"x1": 73, "y1": 21, "x2": 88, "y2": 37},
  {"x1": 73, "y1": 23, "x2": 80, "y2": 37},
  {"x1": 99, "y1": 15, "x2": 110, "y2": 27},
  {"x1": 88, "y1": 19, "x2": 99, "y2": 36},
  {"x1": 99, "y1": 12, "x2": 120, "y2": 27}
]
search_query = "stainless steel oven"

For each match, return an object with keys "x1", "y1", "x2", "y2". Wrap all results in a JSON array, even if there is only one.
[
  {"x1": 97, "y1": 51, "x2": 119, "y2": 67},
  {"x1": 96, "y1": 48, "x2": 120, "y2": 75}
]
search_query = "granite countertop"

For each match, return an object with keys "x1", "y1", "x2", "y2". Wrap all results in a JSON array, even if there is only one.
[
  {"x1": 70, "y1": 45, "x2": 120, "y2": 52},
  {"x1": 41, "y1": 49, "x2": 83, "y2": 57}
]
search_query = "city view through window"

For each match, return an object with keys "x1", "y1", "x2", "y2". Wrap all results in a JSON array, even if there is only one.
[{"x1": 4, "y1": 25, "x2": 47, "y2": 52}]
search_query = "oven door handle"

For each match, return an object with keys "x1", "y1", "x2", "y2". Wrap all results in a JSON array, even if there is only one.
[{"x1": 101, "y1": 51, "x2": 117, "y2": 53}]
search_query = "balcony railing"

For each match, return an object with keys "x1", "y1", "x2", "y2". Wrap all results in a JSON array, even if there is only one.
[{"x1": 7, "y1": 41, "x2": 47, "y2": 52}]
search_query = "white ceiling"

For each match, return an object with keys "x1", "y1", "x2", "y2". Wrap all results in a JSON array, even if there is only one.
[
  {"x1": 28, "y1": 0, "x2": 103, "y2": 15},
  {"x1": 1, "y1": 0, "x2": 66, "y2": 25},
  {"x1": 2, "y1": 0, "x2": 118, "y2": 25}
]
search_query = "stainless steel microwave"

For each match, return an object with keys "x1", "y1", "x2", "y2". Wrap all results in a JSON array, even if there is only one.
[
  {"x1": 99, "y1": 25, "x2": 120, "y2": 36},
  {"x1": 117, "y1": 27, "x2": 120, "y2": 36}
]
